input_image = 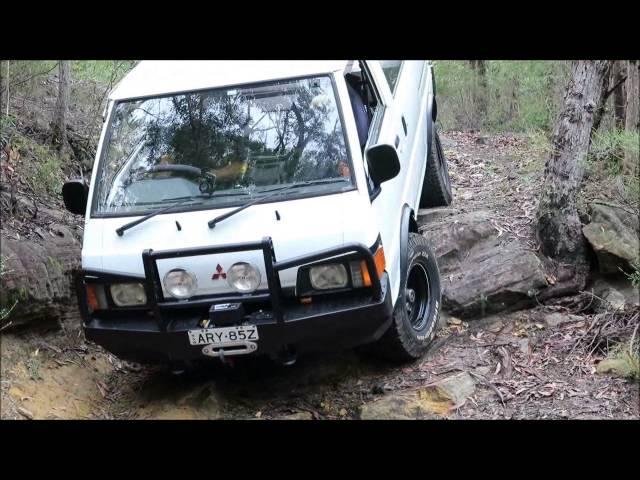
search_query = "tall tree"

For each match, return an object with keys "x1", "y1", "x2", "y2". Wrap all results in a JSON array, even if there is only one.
[
  {"x1": 0, "y1": 60, "x2": 7, "y2": 119},
  {"x1": 469, "y1": 60, "x2": 488, "y2": 126},
  {"x1": 624, "y1": 60, "x2": 639, "y2": 175},
  {"x1": 624, "y1": 60, "x2": 639, "y2": 131},
  {"x1": 51, "y1": 60, "x2": 71, "y2": 150},
  {"x1": 536, "y1": 60, "x2": 611, "y2": 291},
  {"x1": 611, "y1": 61, "x2": 627, "y2": 129}
]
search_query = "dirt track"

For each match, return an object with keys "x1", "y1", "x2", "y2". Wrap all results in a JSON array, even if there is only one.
[{"x1": 1, "y1": 132, "x2": 638, "y2": 420}]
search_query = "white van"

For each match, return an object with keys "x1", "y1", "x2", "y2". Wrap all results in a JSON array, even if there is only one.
[{"x1": 62, "y1": 60, "x2": 453, "y2": 367}]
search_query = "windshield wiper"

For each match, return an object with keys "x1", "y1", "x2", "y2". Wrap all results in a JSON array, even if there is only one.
[
  {"x1": 115, "y1": 198, "x2": 203, "y2": 236},
  {"x1": 115, "y1": 190, "x2": 252, "y2": 236},
  {"x1": 208, "y1": 178, "x2": 349, "y2": 229}
]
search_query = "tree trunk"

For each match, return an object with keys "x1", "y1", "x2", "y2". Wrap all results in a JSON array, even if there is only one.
[
  {"x1": 0, "y1": 60, "x2": 8, "y2": 119},
  {"x1": 469, "y1": 60, "x2": 488, "y2": 127},
  {"x1": 625, "y1": 60, "x2": 639, "y2": 131},
  {"x1": 624, "y1": 60, "x2": 639, "y2": 175},
  {"x1": 536, "y1": 60, "x2": 611, "y2": 289},
  {"x1": 0, "y1": 60, "x2": 5, "y2": 119},
  {"x1": 612, "y1": 61, "x2": 627, "y2": 129},
  {"x1": 51, "y1": 60, "x2": 71, "y2": 150}
]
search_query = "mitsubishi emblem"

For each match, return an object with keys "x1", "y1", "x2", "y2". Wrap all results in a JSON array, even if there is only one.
[{"x1": 212, "y1": 264, "x2": 226, "y2": 280}]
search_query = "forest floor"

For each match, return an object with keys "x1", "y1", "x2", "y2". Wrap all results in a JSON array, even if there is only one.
[{"x1": 1, "y1": 131, "x2": 638, "y2": 420}]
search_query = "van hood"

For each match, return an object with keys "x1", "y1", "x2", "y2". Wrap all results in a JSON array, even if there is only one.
[{"x1": 82, "y1": 191, "x2": 375, "y2": 297}]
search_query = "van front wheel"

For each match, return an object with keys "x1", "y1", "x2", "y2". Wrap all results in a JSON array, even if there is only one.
[{"x1": 372, "y1": 234, "x2": 441, "y2": 362}]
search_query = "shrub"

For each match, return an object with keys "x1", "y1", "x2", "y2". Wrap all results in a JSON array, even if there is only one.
[
  {"x1": 588, "y1": 128, "x2": 640, "y2": 177},
  {"x1": 433, "y1": 60, "x2": 570, "y2": 133}
]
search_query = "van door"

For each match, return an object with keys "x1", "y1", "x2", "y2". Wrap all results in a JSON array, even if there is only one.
[
  {"x1": 378, "y1": 60, "x2": 428, "y2": 210},
  {"x1": 359, "y1": 60, "x2": 427, "y2": 302}
]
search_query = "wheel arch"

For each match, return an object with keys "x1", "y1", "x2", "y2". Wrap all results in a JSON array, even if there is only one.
[{"x1": 399, "y1": 204, "x2": 419, "y2": 292}]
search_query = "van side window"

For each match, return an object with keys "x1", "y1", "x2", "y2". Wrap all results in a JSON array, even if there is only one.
[
  {"x1": 345, "y1": 70, "x2": 379, "y2": 151},
  {"x1": 380, "y1": 60, "x2": 403, "y2": 94},
  {"x1": 345, "y1": 62, "x2": 384, "y2": 199}
]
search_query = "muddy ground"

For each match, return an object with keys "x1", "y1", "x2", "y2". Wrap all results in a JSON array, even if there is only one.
[{"x1": 1, "y1": 131, "x2": 638, "y2": 420}]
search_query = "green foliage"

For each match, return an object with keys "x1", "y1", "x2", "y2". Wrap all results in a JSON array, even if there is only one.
[
  {"x1": 433, "y1": 60, "x2": 570, "y2": 132},
  {"x1": 2, "y1": 61, "x2": 58, "y2": 96},
  {"x1": 523, "y1": 129, "x2": 553, "y2": 161},
  {"x1": 72, "y1": 60, "x2": 138, "y2": 84},
  {"x1": 624, "y1": 261, "x2": 640, "y2": 289},
  {"x1": 10, "y1": 131, "x2": 64, "y2": 196},
  {"x1": 588, "y1": 128, "x2": 640, "y2": 176},
  {"x1": 597, "y1": 339, "x2": 640, "y2": 381},
  {"x1": 26, "y1": 356, "x2": 42, "y2": 380}
]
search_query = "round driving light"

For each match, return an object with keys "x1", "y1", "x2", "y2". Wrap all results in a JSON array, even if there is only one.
[
  {"x1": 163, "y1": 268, "x2": 197, "y2": 299},
  {"x1": 227, "y1": 262, "x2": 261, "y2": 293}
]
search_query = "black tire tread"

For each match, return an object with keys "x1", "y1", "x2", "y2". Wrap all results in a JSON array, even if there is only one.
[
  {"x1": 370, "y1": 234, "x2": 440, "y2": 363},
  {"x1": 420, "y1": 127, "x2": 452, "y2": 208}
]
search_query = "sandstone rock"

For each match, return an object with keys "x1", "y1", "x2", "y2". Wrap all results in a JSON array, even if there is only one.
[
  {"x1": 417, "y1": 207, "x2": 458, "y2": 224},
  {"x1": 473, "y1": 365, "x2": 492, "y2": 376},
  {"x1": 360, "y1": 372, "x2": 476, "y2": 419},
  {"x1": 544, "y1": 312, "x2": 584, "y2": 327},
  {"x1": 591, "y1": 277, "x2": 640, "y2": 312},
  {"x1": 420, "y1": 210, "x2": 548, "y2": 318},
  {"x1": 1, "y1": 233, "x2": 81, "y2": 328},
  {"x1": 582, "y1": 202, "x2": 640, "y2": 274},
  {"x1": 279, "y1": 411, "x2": 314, "y2": 420},
  {"x1": 145, "y1": 383, "x2": 224, "y2": 420}
]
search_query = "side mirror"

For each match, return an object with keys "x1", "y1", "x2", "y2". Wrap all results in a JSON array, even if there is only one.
[
  {"x1": 366, "y1": 143, "x2": 401, "y2": 186},
  {"x1": 62, "y1": 179, "x2": 89, "y2": 216}
]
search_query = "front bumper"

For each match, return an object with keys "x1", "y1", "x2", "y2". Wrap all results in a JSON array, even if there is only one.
[{"x1": 80, "y1": 237, "x2": 393, "y2": 364}]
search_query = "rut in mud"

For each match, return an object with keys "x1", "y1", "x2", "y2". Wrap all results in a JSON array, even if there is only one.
[{"x1": 1, "y1": 131, "x2": 638, "y2": 420}]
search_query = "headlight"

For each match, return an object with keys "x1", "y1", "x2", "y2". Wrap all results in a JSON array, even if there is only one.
[
  {"x1": 309, "y1": 264, "x2": 348, "y2": 290},
  {"x1": 228, "y1": 262, "x2": 261, "y2": 293},
  {"x1": 110, "y1": 283, "x2": 147, "y2": 306},
  {"x1": 163, "y1": 269, "x2": 197, "y2": 299}
]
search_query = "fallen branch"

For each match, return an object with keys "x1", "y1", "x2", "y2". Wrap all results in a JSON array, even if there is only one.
[{"x1": 469, "y1": 371, "x2": 505, "y2": 406}]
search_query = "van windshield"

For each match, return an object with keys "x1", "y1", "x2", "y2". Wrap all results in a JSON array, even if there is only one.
[{"x1": 92, "y1": 75, "x2": 353, "y2": 216}]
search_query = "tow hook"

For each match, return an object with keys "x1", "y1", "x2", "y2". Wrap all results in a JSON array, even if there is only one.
[
  {"x1": 277, "y1": 346, "x2": 297, "y2": 366},
  {"x1": 169, "y1": 361, "x2": 188, "y2": 375}
]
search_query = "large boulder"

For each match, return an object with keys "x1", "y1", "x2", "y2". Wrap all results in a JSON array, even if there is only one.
[
  {"x1": 420, "y1": 210, "x2": 548, "y2": 318},
  {"x1": 0, "y1": 226, "x2": 81, "y2": 328},
  {"x1": 582, "y1": 202, "x2": 640, "y2": 275}
]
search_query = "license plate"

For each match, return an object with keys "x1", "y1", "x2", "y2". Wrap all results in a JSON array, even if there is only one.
[{"x1": 188, "y1": 325, "x2": 259, "y2": 346}]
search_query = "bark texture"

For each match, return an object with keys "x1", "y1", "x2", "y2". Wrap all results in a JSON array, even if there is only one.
[
  {"x1": 612, "y1": 61, "x2": 627, "y2": 129},
  {"x1": 51, "y1": 60, "x2": 71, "y2": 150},
  {"x1": 536, "y1": 60, "x2": 611, "y2": 286},
  {"x1": 624, "y1": 60, "x2": 639, "y2": 176},
  {"x1": 625, "y1": 60, "x2": 640, "y2": 132},
  {"x1": 0, "y1": 60, "x2": 5, "y2": 118},
  {"x1": 469, "y1": 60, "x2": 488, "y2": 124}
]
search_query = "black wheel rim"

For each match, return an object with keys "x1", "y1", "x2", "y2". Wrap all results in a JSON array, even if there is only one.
[{"x1": 405, "y1": 263, "x2": 431, "y2": 331}]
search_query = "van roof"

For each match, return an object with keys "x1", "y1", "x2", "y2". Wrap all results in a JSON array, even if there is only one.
[{"x1": 109, "y1": 60, "x2": 352, "y2": 101}]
